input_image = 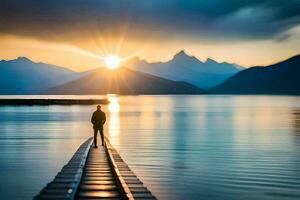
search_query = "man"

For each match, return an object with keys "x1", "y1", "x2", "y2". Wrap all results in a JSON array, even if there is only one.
[{"x1": 91, "y1": 105, "x2": 106, "y2": 147}]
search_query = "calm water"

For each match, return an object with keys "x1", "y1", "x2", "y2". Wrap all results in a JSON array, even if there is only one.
[{"x1": 0, "y1": 95, "x2": 300, "y2": 200}]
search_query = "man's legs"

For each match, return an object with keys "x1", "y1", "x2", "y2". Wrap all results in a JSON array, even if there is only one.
[
  {"x1": 100, "y1": 129, "x2": 104, "y2": 146},
  {"x1": 93, "y1": 128, "x2": 98, "y2": 147}
]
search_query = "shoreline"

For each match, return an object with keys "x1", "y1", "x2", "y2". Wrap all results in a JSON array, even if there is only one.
[{"x1": 0, "y1": 98, "x2": 108, "y2": 105}]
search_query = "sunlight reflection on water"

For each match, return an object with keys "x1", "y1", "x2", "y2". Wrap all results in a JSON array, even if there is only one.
[
  {"x1": 108, "y1": 96, "x2": 120, "y2": 145},
  {"x1": 0, "y1": 95, "x2": 300, "y2": 200}
]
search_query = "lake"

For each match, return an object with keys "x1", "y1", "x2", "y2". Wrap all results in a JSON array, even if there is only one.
[{"x1": 0, "y1": 95, "x2": 300, "y2": 199}]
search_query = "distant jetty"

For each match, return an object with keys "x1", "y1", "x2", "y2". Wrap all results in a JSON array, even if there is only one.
[{"x1": 0, "y1": 98, "x2": 108, "y2": 105}]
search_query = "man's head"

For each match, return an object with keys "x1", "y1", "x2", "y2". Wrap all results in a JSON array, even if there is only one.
[{"x1": 97, "y1": 105, "x2": 101, "y2": 110}]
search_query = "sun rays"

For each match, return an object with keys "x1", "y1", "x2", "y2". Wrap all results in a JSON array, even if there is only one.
[{"x1": 104, "y1": 55, "x2": 121, "y2": 69}]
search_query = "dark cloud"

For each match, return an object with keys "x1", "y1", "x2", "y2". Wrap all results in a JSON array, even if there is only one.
[{"x1": 1, "y1": 0, "x2": 300, "y2": 42}]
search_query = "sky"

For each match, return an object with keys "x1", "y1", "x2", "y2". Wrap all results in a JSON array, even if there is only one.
[{"x1": 1, "y1": 0, "x2": 300, "y2": 71}]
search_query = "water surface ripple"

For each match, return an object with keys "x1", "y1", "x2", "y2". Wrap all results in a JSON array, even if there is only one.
[{"x1": 0, "y1": 95, "x2": 299, "y2": 200}]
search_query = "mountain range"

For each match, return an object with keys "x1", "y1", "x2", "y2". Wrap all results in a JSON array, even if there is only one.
[
  {"x1": 46, "y1": 68, "x2": 204, "y2": 95},
  {"x1": 212, "y1": 55, "x2": 300, "y2": 94},
  {"x1": 127, "y1": 50, "x2": 243, "y2": 89},
  {"x1": 0, "y1": 57, "x2": 83, "y2": 94},
  {"x1": 0, "y1": 52, "x2": 299, "y2": 95}
]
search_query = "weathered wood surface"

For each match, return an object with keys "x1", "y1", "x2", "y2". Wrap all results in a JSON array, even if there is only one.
[
  {"x1": 75, "y1": 146, "x2": 123, "y2": 199},
  {"x1": 105, "y1": 137, "x2": 157, "y2": 200},
  {"x1": 35, "y1": 137, "x2": 157, "y2": 200},
  {"x1": 35, "y1": 138, "x2": 93, "y2": 199}
]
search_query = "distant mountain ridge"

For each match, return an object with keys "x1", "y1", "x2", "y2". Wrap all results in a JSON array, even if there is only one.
[
  {"x1": 126, "y1": 50, "x2": 243, "y2": 89},
  {"x1": 211, "y1": 55, "x2": 300, "y2": 95},
  {"x1": 1, "y1": 54, "x2": 299, "y2": 95},
  {"x1": 46, "y1": 67, "x2": 205, "y2": 95},
  {"x1": 0, "y1": 57, "x2": 84, "y2": 94}
]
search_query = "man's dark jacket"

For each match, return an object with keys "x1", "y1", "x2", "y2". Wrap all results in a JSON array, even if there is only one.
[{"x1": 91, "y1": 110, "x2": 106, "y2": 129}]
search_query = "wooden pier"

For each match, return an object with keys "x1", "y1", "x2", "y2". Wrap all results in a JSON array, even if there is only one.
[
  {"x1": 35, "y1": 137, "x2": 157, "y2": 200},
  {"x1": 0, "y1": 98, "x2": 108, "y2": 105}
]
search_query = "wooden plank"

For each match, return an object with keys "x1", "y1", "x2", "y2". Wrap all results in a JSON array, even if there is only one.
[
  {"x1": 79, "y1": 184, "x2": 117, "y2": 191},
  {"x1": 104, "y1": 137, "x2": 157, "y2": 200},
  {"x1": 35, "y1": 136, "x2": 157, "y2": 200},
  {"x1": 35, "y1": 138, "x2": 93, "y2": 199},
  {"x1": 77, "y1": 191, "x2": 120, "y2": 198},
  {"x1": 75, "y1": 146, "x2": 122, "y2": 199}
]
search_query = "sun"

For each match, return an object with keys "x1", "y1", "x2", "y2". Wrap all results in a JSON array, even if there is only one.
[{"x1": 104, "y1": 55, "x2": 121, "y2": 69}]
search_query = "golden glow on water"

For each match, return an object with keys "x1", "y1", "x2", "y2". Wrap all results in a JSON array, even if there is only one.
[
  {"x1": 108, "y1": 96, "x2": 120, "y2": 145},
  {"x1": 232, "y1": 97, "x2": 294, "y2": 151},
  {"x1": 1, "y1": 96, "x2": 300, "y2": 200},
  {"x1": 108, "y1": 96, "x2": 120, "y2": 112}
]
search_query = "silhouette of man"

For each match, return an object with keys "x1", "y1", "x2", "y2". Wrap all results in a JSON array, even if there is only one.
[{"x1": 91, "y1": 105, "x2": 106, "y2": 147}]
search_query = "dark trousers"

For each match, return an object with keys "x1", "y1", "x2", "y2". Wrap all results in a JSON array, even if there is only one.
[{"x1": 93, "y1": 127, "x2": 104, "y2": 146}]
